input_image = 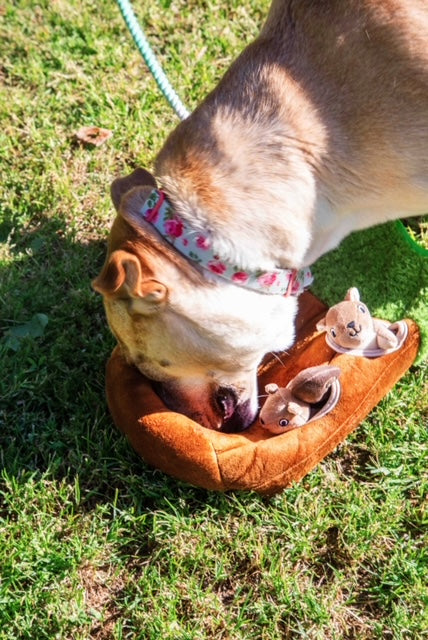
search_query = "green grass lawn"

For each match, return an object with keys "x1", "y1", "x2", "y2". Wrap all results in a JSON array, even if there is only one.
[{"x1": 1, "y1": 1, "x2": 427, "y2": 638}]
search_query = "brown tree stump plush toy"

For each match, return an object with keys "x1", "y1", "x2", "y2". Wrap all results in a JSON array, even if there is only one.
[{"x1": 105, "y1": 293, "x2": 420, "y2": 494}]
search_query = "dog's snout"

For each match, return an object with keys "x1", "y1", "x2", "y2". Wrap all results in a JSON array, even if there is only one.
[
  {"x1": 215, "y1": 386, "x2": 238, "y2": 421},
  {"x1": 221, "y1": 398, "x2": 256, "y2": 433}
]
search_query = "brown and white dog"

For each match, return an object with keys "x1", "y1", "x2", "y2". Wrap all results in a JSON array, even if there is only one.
[{"x1": 93, "y1": 0, "x2": 428, "y2": 431}]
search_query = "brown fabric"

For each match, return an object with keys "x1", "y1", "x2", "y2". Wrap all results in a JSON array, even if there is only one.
[{"x1": 105, "y1": 292, "x2": 420, "y2": 494}]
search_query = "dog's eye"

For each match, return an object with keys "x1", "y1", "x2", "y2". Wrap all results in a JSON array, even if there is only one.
[
  {"x1": 215, "y1": 387, "x2": 238, "y2": 420},
  {"x1": 331, "y1": 328, "x2": 337, "y2": 338},
  {"x1": 279, "y1": 418, "x2": 289, "y2": 427},
  {"x1": 359, "y1": 305, "x2": 366, "y2": 313}
]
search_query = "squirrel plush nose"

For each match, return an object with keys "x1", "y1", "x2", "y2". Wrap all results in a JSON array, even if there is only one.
[{"x1": 347, "y1": 320, "x2": 361, "y2": 335}]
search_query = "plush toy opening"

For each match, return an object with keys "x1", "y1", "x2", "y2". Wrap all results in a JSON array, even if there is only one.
[{"x1": 305, "y1": 381, "x2": 341, "y2": 423}]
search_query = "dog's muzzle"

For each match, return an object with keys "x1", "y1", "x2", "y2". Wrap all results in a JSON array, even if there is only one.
[{"x1": 221, "y1": 398, "x2": 256, "y2": 433}]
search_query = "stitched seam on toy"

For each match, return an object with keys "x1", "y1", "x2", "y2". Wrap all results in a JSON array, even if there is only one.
[
  {"x1": 209, "y1": 439, "x2": 226, "y2": 489},
  {"x1": 217, "y1": 445, "x2": 259, "y2": 491},
  {"x1": 252, "y1": 325, "x2": 414, "y2": 492}
]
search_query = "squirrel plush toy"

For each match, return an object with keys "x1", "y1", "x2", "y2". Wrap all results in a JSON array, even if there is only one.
[
  {"x1": 259, "y1": 288, "x2": 408, "y2": 435},
  {"x1": 316, "y1": 287, "x2": 404, "y2": 355},
  {"x1": 259, "y1": 364, "x2": 342, "y2": 434}
]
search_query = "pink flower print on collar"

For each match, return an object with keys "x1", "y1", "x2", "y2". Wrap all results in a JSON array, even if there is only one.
[{"x1": 140, "y1": 189, "x2": 313, "y2": 296}]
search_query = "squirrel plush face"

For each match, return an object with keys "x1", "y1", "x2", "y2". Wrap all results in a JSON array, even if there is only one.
[
  {"x1": 259, "y1": 383, "x2": 311, "y2": 434},
  {"x1": 316, "y1": 287, "x2": 375, "y2": 349}
]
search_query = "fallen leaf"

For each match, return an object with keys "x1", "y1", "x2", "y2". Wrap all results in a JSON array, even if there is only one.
[{"x1": 75, "y1": 126, "x2": 113, "y2": 147}]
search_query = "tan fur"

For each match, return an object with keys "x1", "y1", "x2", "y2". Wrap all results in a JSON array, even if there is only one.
[
  {"x1": 95, "y1": 1, "x2": 428, "y2": 431},
  {"x1": 156, "y1": 0, "x2": 428, "y2": 267}
]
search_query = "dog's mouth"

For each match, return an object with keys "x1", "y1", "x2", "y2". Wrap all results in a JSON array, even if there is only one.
[
  {"x1": 152, "y1": 381, "x2": 255, "y2": 432},
  {"x1": 220, "y1": 398, "x2": 255, "y2": 433}
]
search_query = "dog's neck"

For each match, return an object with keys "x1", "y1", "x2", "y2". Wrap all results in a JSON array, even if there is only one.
[
  {"x1": 154, "y1": 0, "x2": 428, "y2": 270},
  {"x1": 139, "y1": 188, "x2": 313, "y2": 296},
  {"x1": 154, "y1": 68, "x2": 327, "y2": 271}
]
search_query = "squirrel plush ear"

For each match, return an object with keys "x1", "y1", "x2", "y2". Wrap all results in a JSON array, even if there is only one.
[
  {"x1": 286, "y1": 402, "x2": 306, "y2": 418},
  {"x1": 345, "y1": 287, "x2": 360, "y2": 302},
  {"x1": 265, "y1": 383, "x2": 279, "y2": 395},
  {"x1": 316, "y1": 316, "x2": 327, "y2": 332},
  {"x1": 92, "y1": 250, "x2": 167, "y2": 315}
]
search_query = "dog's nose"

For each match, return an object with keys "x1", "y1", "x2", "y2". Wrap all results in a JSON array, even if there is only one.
[{"x1": 221, "y1": 399, "x2": 256, "y2": 433}]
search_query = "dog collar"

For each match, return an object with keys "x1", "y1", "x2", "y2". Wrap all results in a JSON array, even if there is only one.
[{"x1": 140, "y1": 189, "x2": 313, "y2": 296}]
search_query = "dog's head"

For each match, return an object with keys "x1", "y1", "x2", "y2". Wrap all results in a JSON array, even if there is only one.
[{"x1": 93, "y1": 169, "x2": 298, "y2": 431}]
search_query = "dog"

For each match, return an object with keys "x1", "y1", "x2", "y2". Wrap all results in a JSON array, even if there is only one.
[{"x1": 93, "y1": 0, "x2": 428, "y2": 432}]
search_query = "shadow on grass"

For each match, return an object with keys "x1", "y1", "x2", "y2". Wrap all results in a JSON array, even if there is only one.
[
  {"x1": 0, "y1": 213, "x2": 257, "y2": 518},
  {"x1": 2, "y1": 213, "x2": 426, "y2": 521}
]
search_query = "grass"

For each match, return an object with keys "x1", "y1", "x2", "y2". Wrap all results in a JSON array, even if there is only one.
[
  {"x1": 403, "y1": 217, "x2": 428, "y2": 251},
  {"x1": 0, "y1": 0, "x2": 427, "y2": 638}
]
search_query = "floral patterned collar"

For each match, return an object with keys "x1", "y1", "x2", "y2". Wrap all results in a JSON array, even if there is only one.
[{"x1": 139, "y1": 189, "x2": 313, "y2": 296}]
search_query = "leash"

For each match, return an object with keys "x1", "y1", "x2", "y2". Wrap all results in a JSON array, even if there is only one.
[{"x1": 115, "y1": 0, "x2": 190, "y2": 121}]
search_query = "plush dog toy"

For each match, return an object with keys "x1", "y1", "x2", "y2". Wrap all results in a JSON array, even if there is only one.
[
  {"x1": 316, "y1": 287, "x2": 405, "y2": 355},
  {"x1": 259, "y1": 364, "x2": 342, "y2": 434}
]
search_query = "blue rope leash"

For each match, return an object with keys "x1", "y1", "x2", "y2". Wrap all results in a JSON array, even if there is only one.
[{"x1": 115, "y1": 0, "x2": 190, "y2": 121}]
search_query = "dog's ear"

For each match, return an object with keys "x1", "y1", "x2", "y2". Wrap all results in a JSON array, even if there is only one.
[
  {"x1": 110, "y1": 168, "x2": 157, "y2": 211},
  {"x1": 92, "y1": 249, "x2": 167, "y2": 315},
  {"x1": 118, "y1": 185, "x2": 157, "y2": 230}
]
